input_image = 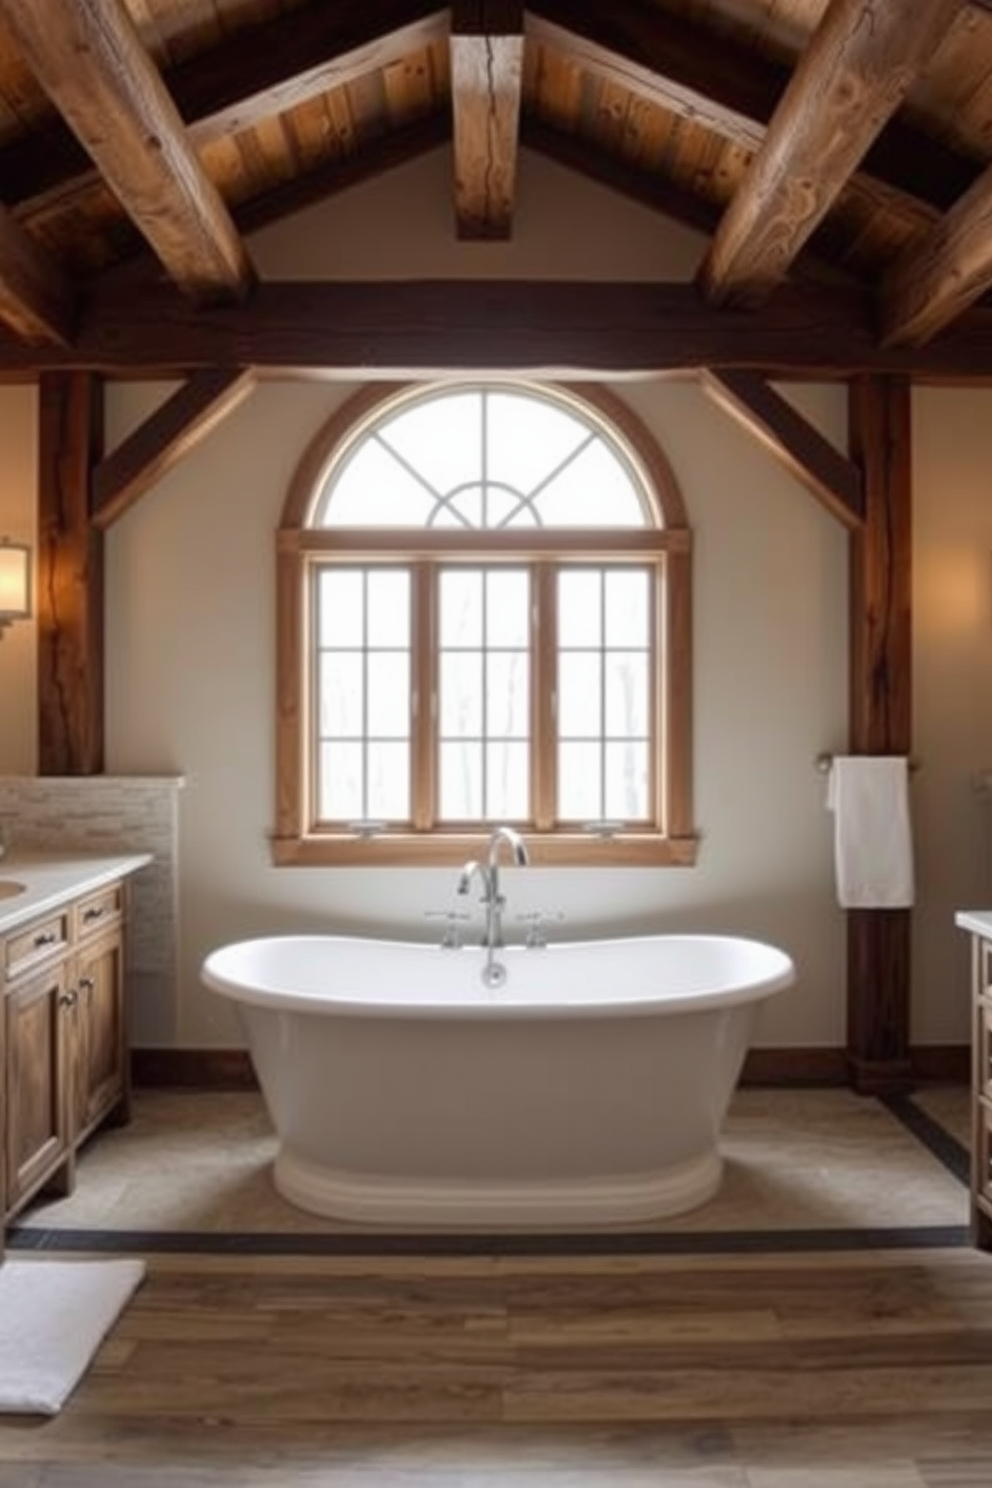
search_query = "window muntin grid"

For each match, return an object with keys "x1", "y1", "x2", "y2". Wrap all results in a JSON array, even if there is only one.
[
  {"x1": 437, "y1": 567, "x2": 530, "y2": 821},
  {"x1": 314, "y1": 567, "x2": 412, "y2": 825},
  {"x1": 313, "y1": 386, "x2": 652, "y2": 530},
  {"x1": 276, "y1": 380, "x2": 695, "y2": 866},
  {"x1": 557, "y1": 567, "x2": 653, "y2": 824}
]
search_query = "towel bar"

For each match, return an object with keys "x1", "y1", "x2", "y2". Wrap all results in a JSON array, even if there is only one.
[{"x1": 815, "y1": 752, "x2": 920, "y2": 774}]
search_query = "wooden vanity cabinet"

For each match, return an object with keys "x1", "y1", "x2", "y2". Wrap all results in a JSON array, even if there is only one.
[
  {"x1": 971, "y1": 935, "x2": 992, "y2": 1250},
  {"x1": 4, "y1": 956, "x2": 73, "y2": 1215},
  {"x1": 2, "y1": 878, "x2": 129, "y2": 1223}
]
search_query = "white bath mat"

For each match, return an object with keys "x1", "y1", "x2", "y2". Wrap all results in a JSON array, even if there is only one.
[{"x1": 0, "y1": 1257, "x2": 145, "y2": 1414}]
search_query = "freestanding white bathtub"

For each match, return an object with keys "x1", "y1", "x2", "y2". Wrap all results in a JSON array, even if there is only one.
[{"x1": 201, "y1": 933, "x2": 795, "y2": 1227}]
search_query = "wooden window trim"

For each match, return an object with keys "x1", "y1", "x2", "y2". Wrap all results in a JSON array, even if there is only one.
[{"x1": 273, "y1": 383, "x2": 698, "y2": 868}]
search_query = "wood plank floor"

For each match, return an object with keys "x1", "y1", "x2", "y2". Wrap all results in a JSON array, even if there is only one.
[{"x1": 3, "y1": 1247, "x2": 992, "y2": 1484}]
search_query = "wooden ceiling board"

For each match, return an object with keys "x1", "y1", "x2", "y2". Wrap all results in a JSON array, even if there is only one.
[{"x1": 900, "y1": 7, "x2": 992, "y2": 161}]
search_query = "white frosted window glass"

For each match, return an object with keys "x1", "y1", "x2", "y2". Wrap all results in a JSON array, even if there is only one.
[
  {"x1": 318, "y1": 652, "x2": 363, "y2": 738},
  {"x1": 376, "y1": 392, "x2": 482, "y2": 498},
  {"x1": 367, "y1": 653, "x2": 410, "y2": 738},
  {"x1": 488, "y1": 486, "x2": 532, "y2": 528},
  {"x1": 440, "y1": 741, "x2": 482, "y2": 819},
  {"x1": 605, "y1": 653, "x2": 648, "y2": 738},
  {"x1": 318, "y1": 742, "x2": 363, "y2": 819},
  {"x1": 558, "y1": 571, "x2": 602, "y2": 648},
  {"x1": 486, "y1": 652, "x2": 529, "y2": 738},
  {"x1": 535, "y1": 443, "x2": 646, "y2": 528},
  {"x1": 486, "y1": 392, "x2": 592, "y2": 496},
  {"x1": 366, "y1": 571, "x2": 410, "y2": 646},
  {"x1": 558, "y1": 653, "x2": 601, "y2": 737},
  {"x1": 448, "y1": 486, "x2": 484, "y2": 528},
  {"x1": 317, "y1": 569, "x2": 364, "y2": 647},
  {"x1": 320, "y1": 441, "x2": 437, "y2": 527},
  {"x1": 605, "y1": 569, "x2": 650, "y2": 647},
  {"x1": 605, "y1": 742, "x2": 649, "y2": 820},
  {"x1": 367, "y1": 743, "x2": 410, "y2": 819},
  {"x1": 485, "y1": 569, "x2": 529, "y2": 647},
  {"x1": 486, "y1": 742, "x2": 529, "y2": 818},
  {"x1": 558, "y1": 742, "x2": 602, "y2": 819},
  {"x1": 440, "y1": 652, "x2": 482, "y2": 737},
  {"x1": 440, "y1": 570, "x2": 482, "y2": 647}
]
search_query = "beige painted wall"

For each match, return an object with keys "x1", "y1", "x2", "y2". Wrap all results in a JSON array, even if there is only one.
[{"x1": 4, "y1": 147, "x2": 981, "y2": 1052}]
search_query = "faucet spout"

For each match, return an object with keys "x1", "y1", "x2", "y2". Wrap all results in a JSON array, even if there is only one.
[
  {"x1": 454, "y1": 828, "x2": 530, "y2": 987},
  {"x1": 488, "y1": 824, "x2": 529, "y2": 871}
]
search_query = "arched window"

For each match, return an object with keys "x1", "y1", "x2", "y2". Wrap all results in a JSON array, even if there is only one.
[{"x1": 275, "y1": 382, "x2": 696, "y2": 865}]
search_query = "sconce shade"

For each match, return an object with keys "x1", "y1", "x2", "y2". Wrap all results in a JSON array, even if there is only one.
[{"x1": 0, "y1": 538, "x2": 31, "y2": 628}]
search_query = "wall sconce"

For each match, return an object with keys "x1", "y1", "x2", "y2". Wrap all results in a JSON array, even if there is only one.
[{"x1": 0, "y1": 537, "x2": 31, "y2": 638}]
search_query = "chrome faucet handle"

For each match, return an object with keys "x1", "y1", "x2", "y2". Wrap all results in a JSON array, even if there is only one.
[
  {"x1": 516, "y1": 910, "x2": 565, "y2": 949},
  {"x1": 424, "y1": 909, "x2": 470, "y2": 949}
]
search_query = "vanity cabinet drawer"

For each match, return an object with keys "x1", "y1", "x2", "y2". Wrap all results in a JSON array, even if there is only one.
[
  {"x1": 3, "y1": 910, "x2": 71, "y2": 981},
  {"x1": 74, "y1": 884, "x2": 123, "y2": 941}
]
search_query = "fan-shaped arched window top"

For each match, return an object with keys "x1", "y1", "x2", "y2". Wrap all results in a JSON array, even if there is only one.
[
  {"x1": 275, "y1": 381, "x2": 696, "y2": 868},
  {"x1": 311, "y1": 385, "x2": 658, "y2": 531}
]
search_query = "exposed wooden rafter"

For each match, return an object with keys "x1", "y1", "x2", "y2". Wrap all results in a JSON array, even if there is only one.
[
  {"x1": 699, "y1": 370, "x2": 864, "y2": 527},
  {"x1": 450, "y1": 1, "x2": 524, "y2": 239},
  {"x1": 698, "y1": 0, "x2": 966, "y2": 308},
  {"x1": 0, "y1": 1, "x2": 448, "y2": 215},
  {"x1": 0, "y1": 0, "x2": 255, "y2": 306},
  {"x1": 0, "y1": 207, "x2": 74, "y2": 345},
  {"x1": 880, "y1": 165, "x2": 992, "y2": 346},
  {"x1": 526, "y1": 0, "x2": 979, "y2": 217}
]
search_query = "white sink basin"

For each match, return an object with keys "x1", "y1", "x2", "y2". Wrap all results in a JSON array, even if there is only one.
[{"x1": 0, "y1": 880, "x2": 26, "y2": 900}]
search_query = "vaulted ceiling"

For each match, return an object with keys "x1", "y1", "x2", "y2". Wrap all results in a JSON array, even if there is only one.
[{"x1": 2, "y1": 0, "x2": 992, "y2": 378}]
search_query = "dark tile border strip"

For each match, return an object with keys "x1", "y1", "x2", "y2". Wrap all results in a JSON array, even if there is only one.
[
  {"x1": 6, "y1": 1223, "x2": 970, "y2": 1258},
  {"x1": 881, "y1": 1094, "x2": 971, "y2": 1187}
]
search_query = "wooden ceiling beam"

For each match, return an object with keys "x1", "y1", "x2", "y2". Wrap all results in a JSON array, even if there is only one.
[
  {"x1": 0, "y1": 0, "x2": 254, "y2": 305},
  {"x1": 526, "y1": 0, "x2": 979, "y2": 217},
  {"x1": 450, "y1": 1, "x2": 524, "y2": 239},
  {"x1": 0, "y1": 280, "x2": 989, "y2": 378},
  {"x1": 0, "y1": 206, "x2": 74, "y2": 344},
  {"x1": 698, "y1": 0, "x2": 965, "y2": 308},
  {"x1": 880, "y1": 164, "x2": 992, "y2": 346},
  {"x1": 0, "y1": 2, "x2": 448, "y2": 215},
  {"x1": 700, "y1": 369, "x2": 864, "y2": 527}
]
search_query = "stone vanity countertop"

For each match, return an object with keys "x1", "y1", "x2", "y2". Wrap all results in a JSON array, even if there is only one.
[{"x1": 0, "y1": 850, "x2": 152, "y2": 937}]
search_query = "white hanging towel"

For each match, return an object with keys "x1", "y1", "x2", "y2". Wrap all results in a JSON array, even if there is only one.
[{"x1": 825, "y1": 755, "x2": 915, "y2": 909}]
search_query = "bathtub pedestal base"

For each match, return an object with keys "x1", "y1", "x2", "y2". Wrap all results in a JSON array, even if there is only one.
[{"x1": 273, "y1": 1147, "x2": 724, "y2": 1227}]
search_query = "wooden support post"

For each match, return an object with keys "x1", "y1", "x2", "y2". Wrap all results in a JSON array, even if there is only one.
[
  {"x1": 846, "y1": 374, "x2": 913, "y2": 1094},
  {"x1": 37, "y1": 371, "x2": 105, "y2": 775}
]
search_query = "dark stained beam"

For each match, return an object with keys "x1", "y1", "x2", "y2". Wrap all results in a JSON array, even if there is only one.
[
  {"x1": 698, "y1": 0, "x2": 965, "y2": 308},
  {"x1": 0, "y1": 1, "x2": 448, "y2": 215},
  {"x1": 37, "y1": 372, "x2": 105, "y2": 775},
  {"x1": 451, "y1": 1, "x2": 524, "y2": 239},
  {"x1": 0, "y1": 206, "x2": 74, "y2": 344},
  {"x1": 0, "y1": 0, "x2": 254, "y2": 305},
  {"x1": 3, "y1": 281, "x2": 992, "y2": 378},
  {"x1": 699, "y1": 369, "x2": 863, "y2": 527},
  {"x1": 92, "y1": 368, "x2": 256, "y2": 530},
  {"x1": 1, "y1": 278, "x2": 990, "y2": 379},
  {"x1": 880, "y1": 164, "x2": 992, "y2": 346},
  {"x1": 527, "y1": 0, "x2": 980, "y2": 217},
  {"x1": 845, "y1": 375, "x2": 913, "y2": 1095}
]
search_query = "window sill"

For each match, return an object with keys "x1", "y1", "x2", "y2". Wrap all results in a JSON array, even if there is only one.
[{"x1": 271, "y1": 832, "x2": 700, "y2": 868}]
